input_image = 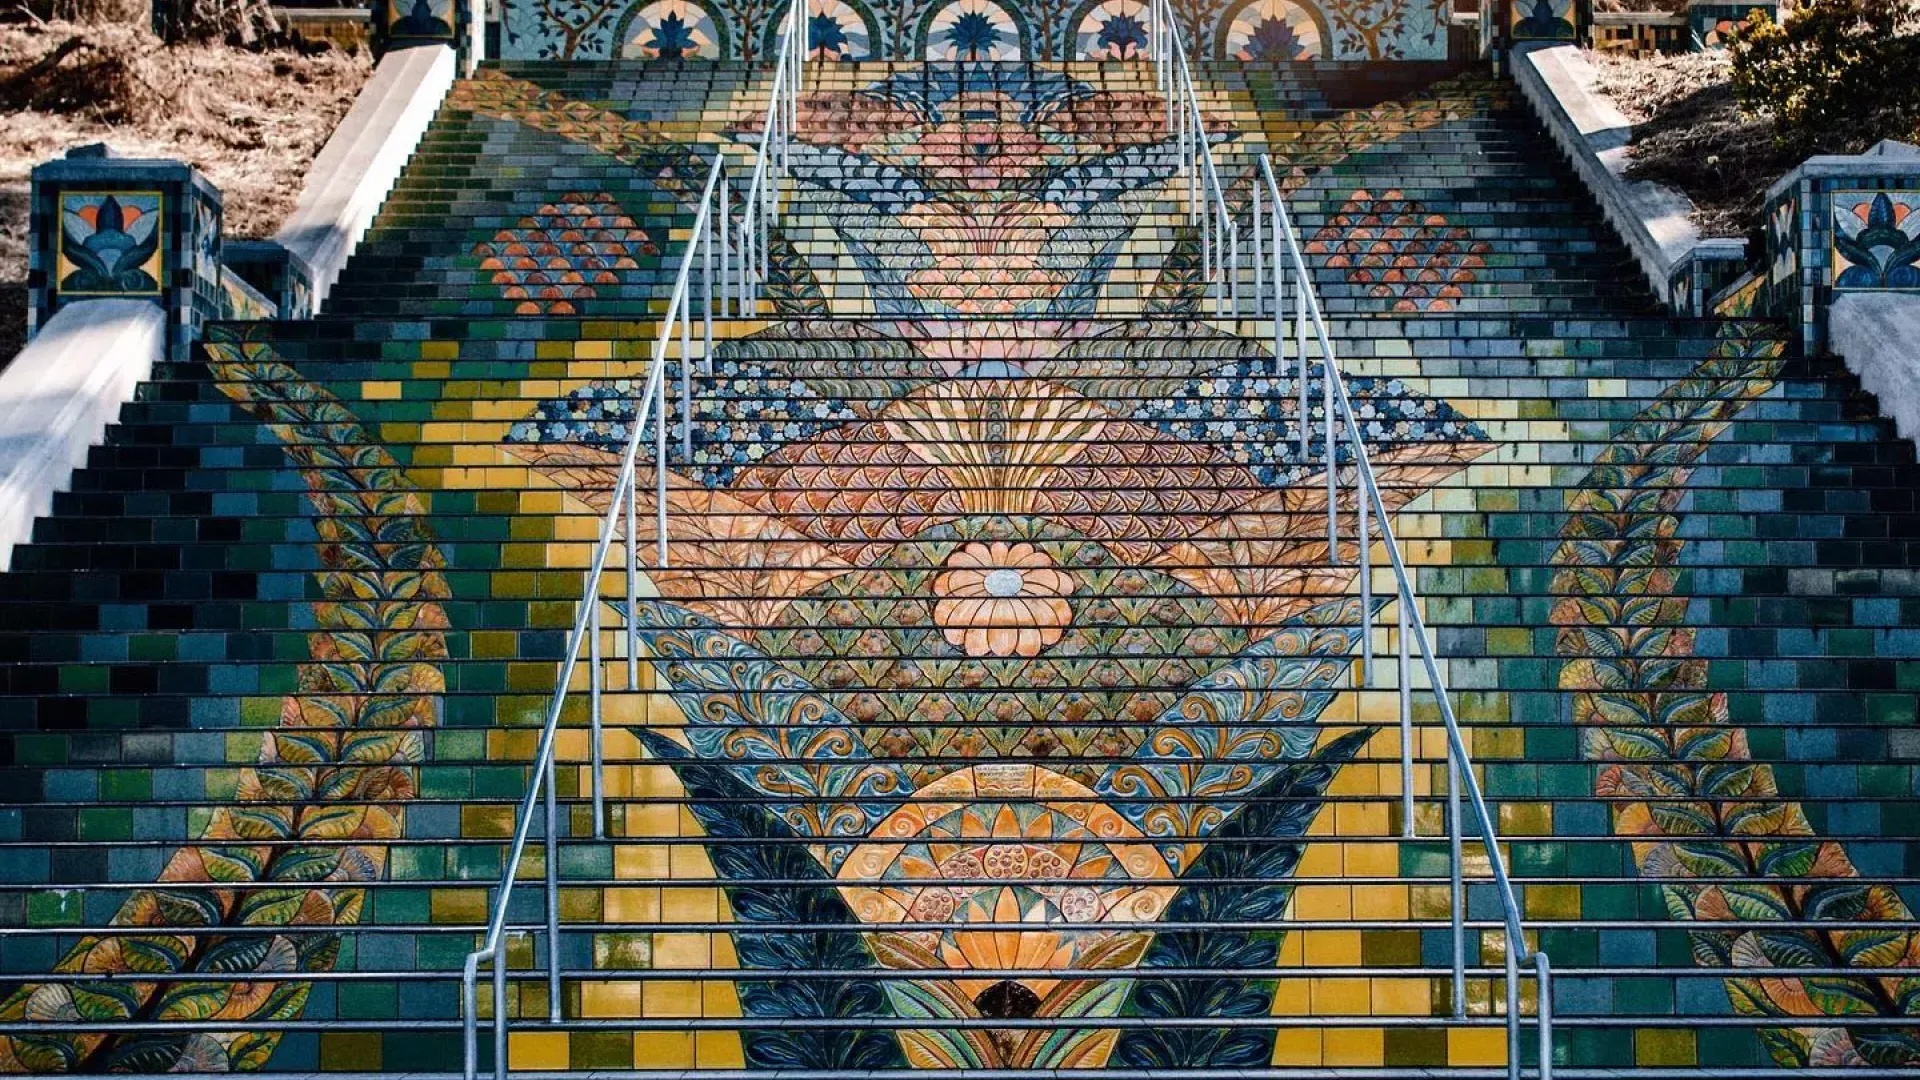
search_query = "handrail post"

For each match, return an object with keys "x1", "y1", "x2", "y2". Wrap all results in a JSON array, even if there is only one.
[
  {"x1": 491, "y1": 953, "x2": 507, "y2": 1080},
  {"x1": 625, "y1": 478, "x2": 637, "y2": 689},
  {"x1": 1536, "y1": 953, "x2": 1554, "y2": 1080},
  {"x1": 1323, "y1": 348, "x2": 1337, "y2": 563},
  {"x1": 588, "y1": 574, "x2": 603, "y2": 838},
  {"x1": 543, "y1": 748, "x2": 560, "y2": 1024},
  {"x1": 461, "y1": 952, "x2": 482, "y2": 1080},
  {"x1": 655, "y1": 316, "x2": 669, "y2": 568},
  {"x1": 1398, "y1": 593, "x2": 1413, "y2": 839},
  {"x1": 680, "y1": 285, "x2": 694, "y2": 461},
  {"x1": 1359, "y1": 457, "x2": 1372, "y2": 681},
  {"x1": 1449, "y1": 748, "x2": 1466, "y2": 1019},
  {"x1": 1506, "y1": 944, "x2": 1521, "y2": 1080},
  {"x1": 1257, "y1": 151, "x2": 1549, "y2": 1071},
  {"x1": 1252, "y1": 181, "x2": 1263, "y2": 318}
]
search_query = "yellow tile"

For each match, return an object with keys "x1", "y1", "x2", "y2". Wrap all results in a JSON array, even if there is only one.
[
  {"x1": 643, "y1": 979, "x2": 701, "y2": 1018},
  {"x1": 627, "y1": 801, "x2": 682, "y2": 838},
  {"x1": 1269, "y1": 1028, "x2": 1322, "y2": 1066},
  {"x1": 696, "y1": 1031, "x2": 746, "y2": 1068},
  {"x1": 603, "y1": 887, "x2": 660, "y2": 922},
  {"x1": 702, "y1": 977, "x2": 744, "y2": 1017},
  {"x1": 1310, "y1": 976, "x2": 1370, "y2": 1014},
  {"x1": 1323, "y1": 1027, "x2": 1383, "y2": 1066},
  {"x1": 1449, "y1": 1026, "x2": 1508, "y2": 1066},
  {"x1": 362, "y1": 381, "x2": 401, "y2": 400},
  {"x1": 652, "y1": 932, "x2": 712, "y2": 969},
  {"x1": 1352, "y1": 882, "x2": 1409, "y2": 920},
  {"x1": 1292, "y1": 885, "x2": 1352, "y2": 921},
  {"x1": 614, "y1": 842, "x2": 669, "y2": 878},
  {"x1": 1370, "y1": 977, "x2": 1431, "y2": 1016},
  {"x1": 632, "y1": 1032, "x2": 694, "y2": 1068},
  {"x1": 1269, "y1": 975, "x2": 1311, "y2": 1015},
  {"x1": 575, "y1": 339, "x2": 614, "y2": 359},
  {"x1": 1302, "y1": 930, "x2": 1363, "y2": 967},
  {"x1": 421, "y1": 341, "x2": 459, "y2": 361},
  {"x1": 662, "y1": 886, "x2": 719, "y2": 922},
  {"x1": 580, "y1": 980, "x2": 644, "y2": 1018},
  {"x1": 508, "y1": 1031, "x2": 570, "y2": 1070}
]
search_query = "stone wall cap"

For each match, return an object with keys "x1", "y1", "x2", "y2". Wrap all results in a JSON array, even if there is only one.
[
  {"x1": 1766, "y1": 143, "x2": 1920, "y2": 202},
  {"x1": 30, "y1": 152, "x2": 223, "y2": 202}
]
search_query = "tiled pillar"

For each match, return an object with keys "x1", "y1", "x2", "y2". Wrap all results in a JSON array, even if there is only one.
[
  {"x1": 1763, "y1": 140, "x2": 1920, "y2": 354},
  {"x1": 1687, "y1": 0, "x2": 1774, "y2": 48},
  {"x1": 1504, "y1": 0, "x2": 1591, "y2": 50},
  {"x1": 225, "y1": 240, "x2": 317, "y2": 321},
  {"x1": 28, "y1": 145, "x2": 224, "y2": 362},
  {"x1": 373, "y1": 0, "x2": 483, "y2": 72}
]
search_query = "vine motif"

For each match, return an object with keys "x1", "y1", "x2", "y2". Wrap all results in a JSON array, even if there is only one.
[
  {"x1": 1549, "y1": 323, "x2": 1920, "y2": 1067},
  {"x1": 0, "y1": 331, "x2": 450, "y2": 1073}
]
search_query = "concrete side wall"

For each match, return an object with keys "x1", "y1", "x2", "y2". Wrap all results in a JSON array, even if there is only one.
[
  {"x1": 1510, "y1": 42, "x2": 1744, "y2": 311},
  {"x1": 1830, "y1": 292, "x2": 1920, "y2": 445},
  {"x1": 276, "y1": 43, "x2": 458, "y2": 309},
  {"x1": 0, "y1": 301, "x2": 167, "y2": 571}
]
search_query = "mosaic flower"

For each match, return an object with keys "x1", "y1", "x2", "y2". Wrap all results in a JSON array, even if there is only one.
[
  {"x1": 1097, "y1": 12, "x2": 1147, "y2": 54},
  {"x1": 1221, "y1": 0, "x2": 1325, "y2": 61},
  {"x1": 946, "y1": 12, "x2": 1001, "y2": 57},
  {"x1": 1246, "y1": 16, "x2": 1308, "y2": 59},
  {"x1": 809, "y1": 10, "x2": 849, "y2": 54},
  {"x1": 58, "y1": 193, "x2": 161, "y2": 295},
  {"x1": 933, "y1": 541, "x2": 1076, "y2": 658},
  {"x1": 1075, "y1": 0, "x2": 1151, "y2": 60},
  {"x1": 1512, "y1": 0, "x2": 1575, "y2": 40},
  {"x1": 1832, "y1": 190, "x2": 1920, "y2": 290},
  {"x1": 925, "y1": 0, "x2": 1021, "y2": 61}
]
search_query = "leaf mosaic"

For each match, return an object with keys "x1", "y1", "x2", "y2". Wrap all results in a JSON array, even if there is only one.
[
  {"x1": 0, "y1": 331, "x2": 450, "y2": 1073},
  {"x1": 1550, "y1": 323, "x2": 1920, "y2": 1067}
]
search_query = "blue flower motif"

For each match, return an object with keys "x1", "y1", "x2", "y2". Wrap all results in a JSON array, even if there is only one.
[
  {"x1": 809, "y1": 11, "x2": 851, "y2": 57},
  {"x1": 945, "y1": 10, "x2": 1002, "y2": 59},
  {"x1": 1095, "y1": 11, "x2": 1148, "y2": 57},
  {"x1": 1245, "y1": 15, "x2": 1308, "y2": 60},
  {"x1": 650, "y1": 12, "x2": 699, "y2": 58},
  {"x1": 1834, "y1": 193, "x2": 1920, "y2": 290},
  {"x1": 59, "y1": 195, "x2": 161, "y2": 294},
  {"x1": 1513, "y1": 0, "x2": 1574, "y2": 40}
]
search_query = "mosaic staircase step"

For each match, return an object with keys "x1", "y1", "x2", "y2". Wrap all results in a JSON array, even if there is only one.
[{"x1": 4, "y1": 54, "x2": 1920, "y2": 1079}]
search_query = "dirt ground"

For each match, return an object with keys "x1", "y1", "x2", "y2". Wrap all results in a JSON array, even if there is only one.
[
  {"x1": 1586, "y1": 49, "x2": 1797, "y2": 240},
  {"x1": 0, "y1": 18, "x2": 370, "y2": 366},
  {"x1": 1588, "y1": 46, "x2": 1920, "y2": 241}
]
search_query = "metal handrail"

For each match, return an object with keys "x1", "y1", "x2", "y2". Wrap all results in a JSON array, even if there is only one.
[
  {"x1": 457, "y1": 4, "x2": 806, "y2": 1076},
  {"x1": 1248, "y1": 153, "x2": 1554, "y2": 1080},
  {"x1": 1148, "y1": 0, "x2": 1236, "y2": 316}
]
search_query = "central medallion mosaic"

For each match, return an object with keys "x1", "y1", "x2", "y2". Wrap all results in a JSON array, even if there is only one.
[{"x1": 491, "y1": 64, "x2": 1491, "y2": 1069}]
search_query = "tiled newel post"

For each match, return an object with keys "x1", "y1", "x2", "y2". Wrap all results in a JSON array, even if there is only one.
[
  {"x1": 374, "y1": 0, "x2": 483, "y2": 72},
  {"x1": 1764, "y1": 139, "x2": 1920, "y2": 354},
  {"x1": 1687, "y1": 0, "x2": 1775, "y2": 48},
  {"x1": 28, "y1": 146, "x2": 224, "y2": 362},
  {"x1": 1505, "y1": 0, "x2": 1590, "y2": 48}
]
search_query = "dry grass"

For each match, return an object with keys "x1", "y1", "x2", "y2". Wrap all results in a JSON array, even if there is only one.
[
  {"x1": 0, "y1": 18, "x2": 370, "y2": 366},
  {"x1": 1586, "y1": 48, "x2": 1798, "y2": 239},
  {"x1": 1588, "y1": 46, "x2": 1920, "y2": 241}
]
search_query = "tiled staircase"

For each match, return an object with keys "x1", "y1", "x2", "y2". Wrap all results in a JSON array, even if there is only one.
[{"x1": 3, "y1": 55, "x2": 1919, "y2": 1079}]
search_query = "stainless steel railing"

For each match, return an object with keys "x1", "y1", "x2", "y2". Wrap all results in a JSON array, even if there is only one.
[
  {"x1": 1247, "y1": 152, "x2": 1555, "y2": 1080},
  {"x1": 1149, "y1": 0, "x2": 1236, "y2": 317},
  {"x1": 457, "y1": 4, "x2": 807, "y2": 1075}
]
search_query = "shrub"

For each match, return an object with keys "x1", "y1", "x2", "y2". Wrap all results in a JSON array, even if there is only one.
[{"x1": 1728, "y1": 0, "x2": 1920, "y2": 149}]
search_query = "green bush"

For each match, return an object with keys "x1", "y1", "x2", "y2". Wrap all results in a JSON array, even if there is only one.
[{"x1": 1728, "y1": 0, "x2": 1920, "y2": 149}]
